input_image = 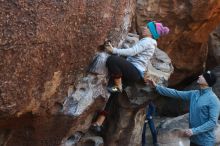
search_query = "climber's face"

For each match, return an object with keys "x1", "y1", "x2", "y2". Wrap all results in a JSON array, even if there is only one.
[{"x1": 142, "y1": 26, "x2": 151, "y2": 37}]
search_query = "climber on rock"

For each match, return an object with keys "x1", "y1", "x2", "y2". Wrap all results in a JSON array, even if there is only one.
[
  {"x1": 90, "y1": 21, "x2": 170, "y2": 133},
  {"x1": 146, "y1": 70, "x2": 220, "y2": 146},
  {"x1": 105, "y1": 21, "x2": 170, "y2": 93}
]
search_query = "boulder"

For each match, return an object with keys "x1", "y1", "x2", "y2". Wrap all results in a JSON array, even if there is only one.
[
  {"x1": 2, "y1": 1, "x2": 220, "y2": 145},
  {"x1": 61, "y1": 131, "x2": 104, "y2": 146},
  {"x1": 156, "y1": 114, "x2": 220, "y2": 146},
  {"x1": 62, "y1": 74, "x2": 109, "y2": 116}
]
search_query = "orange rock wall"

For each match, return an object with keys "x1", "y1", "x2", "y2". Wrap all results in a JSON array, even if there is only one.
[{"x1": 0, "y1": 0, "x2": 135, "y2": 116}]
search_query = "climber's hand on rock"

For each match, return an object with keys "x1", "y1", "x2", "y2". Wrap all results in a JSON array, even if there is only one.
[
  {"x1": 105, "y1": 42, "x2": 113, "y2": 53},
  {"x1": 184, "y1": 129, "x2": 193, "y2": 137},
  {"x1": 145, "y1": 78, "x2": 156, "y2": 88}
]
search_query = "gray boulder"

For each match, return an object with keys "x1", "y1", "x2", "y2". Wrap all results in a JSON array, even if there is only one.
[{"x1": 156, "y1": 114, "x2": 220, "y2": 146}]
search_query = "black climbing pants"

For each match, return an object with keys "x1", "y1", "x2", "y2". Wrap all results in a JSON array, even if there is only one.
[
  {"x1": 100, "y1": 55, "x2": 142, "y2": 115},
  {"x1": 106, "y1": 55, "x2": 141, "y2": 86},
  {"x1": 103, "y1": 93, "x2": 117, "y2": 113}
]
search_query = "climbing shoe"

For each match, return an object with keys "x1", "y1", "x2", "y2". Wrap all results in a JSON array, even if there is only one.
[
  {"x1": 90, "y1": 123, "x2": 103, "y2": 133},
  {"x1": 107, "y1": 86, "x2": 122, "y2": 93}
]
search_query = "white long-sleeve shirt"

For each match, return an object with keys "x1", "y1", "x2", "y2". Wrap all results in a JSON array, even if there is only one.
[{"x1": 112, "y1": 37, "x2": 157, "y2": 77}]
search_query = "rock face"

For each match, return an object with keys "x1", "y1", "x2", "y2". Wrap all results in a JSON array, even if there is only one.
[
  {"x1": 62, "y1": 131, "x2": 104, "y2": 146},
  {"x1": 0, "y1": 98, "x2": 105, "y2": 146},
  {"x1": 207, "y1": 25, "x2": 220, "y2": 68},
  {"x1": 62, "y1": 74, "x2": 109, "y2": 116},
  {"x1": 136, "y1": 0, "x2": 220, "y2": 85},
  {"x1": 0, "y1": 0, "x2": 136, "y2": 116}
]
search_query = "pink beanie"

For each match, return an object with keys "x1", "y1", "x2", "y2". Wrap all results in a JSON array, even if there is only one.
[{"x1": 155, "y1": 23, "x2": 169, "y2": 36}]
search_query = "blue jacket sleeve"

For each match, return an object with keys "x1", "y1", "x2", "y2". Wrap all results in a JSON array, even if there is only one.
[
  {"x1": 155, "y1": 85, "x2": 193, "y2": 101},
  {"x1": 192, "y1": 98, "x2": 220, "y2": 135}
]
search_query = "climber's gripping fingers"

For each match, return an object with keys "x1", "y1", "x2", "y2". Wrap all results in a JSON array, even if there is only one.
[
  {"x1": 105, "y1": 42, "x2": 113, "y2": 54},
  {"x1": 145, "y1": 78, "x2": 156, "y2": 88}
]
